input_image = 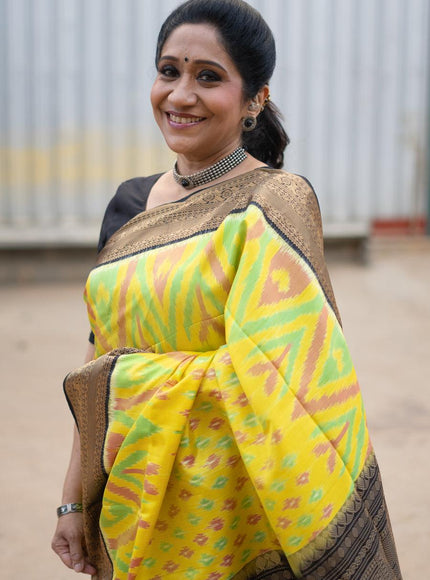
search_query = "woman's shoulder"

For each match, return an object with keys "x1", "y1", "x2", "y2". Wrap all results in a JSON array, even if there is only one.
[
  {"x1": 259, "y1": 168, "x2": 315, "y2": 189},
  {"x1": 251, "y1": 168, "x2": 324, "y2": 237},
  {"x1": 114, "y1": 173, "x2": 164, "y2": 204},
  {"x1": 256, "y1": 168, "x2": 320, "y2": 209},
  {"x1": 97, "y1": 173, "x2": 163, "y2": 252}
]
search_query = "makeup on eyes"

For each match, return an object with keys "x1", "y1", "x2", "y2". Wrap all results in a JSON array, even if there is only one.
[{"x1": 158, "y1": 64, "x2": 222, "y2": 83}]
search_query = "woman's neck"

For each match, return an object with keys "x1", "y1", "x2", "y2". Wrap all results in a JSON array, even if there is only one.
[
  {"x1": 175, "y1": 142, "x2": 242, "y2": 176},
  {"x1": 145, "y1": 156, "x2": 269, "y2": 211}
]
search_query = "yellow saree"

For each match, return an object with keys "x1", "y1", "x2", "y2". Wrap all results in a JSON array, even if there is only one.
[{"x1": 64, "y1": 169, "x2": 402, "y2": 580}]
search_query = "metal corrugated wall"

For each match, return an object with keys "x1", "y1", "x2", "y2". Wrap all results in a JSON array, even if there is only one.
[{"x1": 1, "y1": 0, "x2": 429, "y2": 245}]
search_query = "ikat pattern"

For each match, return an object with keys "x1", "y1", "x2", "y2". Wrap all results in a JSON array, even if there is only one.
[
  {"x1": 83, "y1": 203, "x2": 370, "y2": 579},
  {"x1": 65, "y1": 172, "x2": 401, "y2": 579}
]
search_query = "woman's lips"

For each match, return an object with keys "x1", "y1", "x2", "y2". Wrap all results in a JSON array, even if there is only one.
[{"x1": 167, "y1": 112, "x2": 206, "y2": 126}]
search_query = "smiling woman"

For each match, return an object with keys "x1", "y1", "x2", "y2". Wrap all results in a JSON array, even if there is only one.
[
  {"x1": 151, "y1": 24, "x2": 252, "y2": 166},
  {"x1": 51, "y1": 1, "x2": 402, "y2": 579}
]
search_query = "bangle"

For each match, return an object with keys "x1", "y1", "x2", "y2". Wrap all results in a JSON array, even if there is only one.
[{"x1": 57, "y1": 503, "x2": 83, "y2": 518}]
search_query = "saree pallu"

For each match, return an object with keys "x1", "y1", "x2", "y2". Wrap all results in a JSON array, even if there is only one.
[{"x1": 64, "y1": 169, "x2": 402, "y2": 580}]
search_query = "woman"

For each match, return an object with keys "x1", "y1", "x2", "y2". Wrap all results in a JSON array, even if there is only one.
[{"x1": 52, "y1": 1, "x2": 402, "y2": 578}]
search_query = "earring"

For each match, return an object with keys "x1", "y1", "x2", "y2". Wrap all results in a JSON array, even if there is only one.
[
  {"x1": 262, "y1": 94, "x2": 271, "y2": 110},
  {"x1": 242, "y1": 116, "x2": 257, "y2": 131}
]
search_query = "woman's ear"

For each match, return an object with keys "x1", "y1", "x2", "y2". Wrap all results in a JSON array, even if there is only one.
[
  {"x1": 246, "y1": 85, "x2": 270, "y2": 117},
  {"x1": 256, "y1": 85, "x2": 270, "y2": 110}
]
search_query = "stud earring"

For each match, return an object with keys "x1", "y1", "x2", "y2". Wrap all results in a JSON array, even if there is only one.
[
  {"x1": 242, "y1": 116, "x2": 257, "y2": 131},
  {"x1": 261, "y1": 94, "x2": 271, "y2": 110}
]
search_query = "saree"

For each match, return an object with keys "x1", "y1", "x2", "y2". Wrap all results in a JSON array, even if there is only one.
[{"x1": 64, "y1": 168, "x2": 402, "y2": 580}]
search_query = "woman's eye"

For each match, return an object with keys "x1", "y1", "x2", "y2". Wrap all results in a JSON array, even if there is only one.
[
  {"x1": 159, "y1": 65, "x2": 178, "y2": 78},
  {"x1": 198, "y1": 70, "x2": 221, "y2": 83}
]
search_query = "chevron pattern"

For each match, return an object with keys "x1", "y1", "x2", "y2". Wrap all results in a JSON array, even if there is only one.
[{"x1": 84, "y1": 204, "x2": 370, "y2": 579}]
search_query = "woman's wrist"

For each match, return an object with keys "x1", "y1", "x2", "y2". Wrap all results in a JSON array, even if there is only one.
[
  {"x1": 61, "y1": 485, "x2": 82, "y2": 505},
  {"x1": 57, "y1": 502, "x2": 83, "y2": 518}
]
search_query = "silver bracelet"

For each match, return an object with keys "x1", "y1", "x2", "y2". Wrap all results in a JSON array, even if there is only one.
[{"x1": 57, "y1": 502, "x2": 83, "y2": 518}]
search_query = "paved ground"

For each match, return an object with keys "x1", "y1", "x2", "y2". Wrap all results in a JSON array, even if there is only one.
[{"x1": 1, "y1": 237, "x2": 429, "y2": 579}]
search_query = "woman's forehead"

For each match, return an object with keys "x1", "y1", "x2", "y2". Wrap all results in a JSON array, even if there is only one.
[{"x1": 160, "y1": 23, "x2": 229, "y2": 62}]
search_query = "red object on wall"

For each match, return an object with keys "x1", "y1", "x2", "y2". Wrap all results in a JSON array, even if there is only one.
[{"x1": 372, "y1": 217, "x2": 427, "y2": 236}]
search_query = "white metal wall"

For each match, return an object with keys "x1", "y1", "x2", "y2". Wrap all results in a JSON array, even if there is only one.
[{"x1": 1, "y1": 0, "x2": 429, "y2": 245}]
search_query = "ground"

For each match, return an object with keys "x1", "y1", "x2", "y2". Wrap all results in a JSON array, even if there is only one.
[{"x1": 1, "y1": 237, "x2": 429, "y2": 579}]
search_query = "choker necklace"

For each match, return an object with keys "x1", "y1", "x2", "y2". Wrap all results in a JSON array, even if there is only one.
[{"x1": 173, "y1": 147, "x2": 247, "y2": 189}]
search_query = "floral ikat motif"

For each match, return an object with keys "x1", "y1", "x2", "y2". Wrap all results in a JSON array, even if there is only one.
[
  {"x1": 83, "y1": 203, "x2": 370, "y2": 578},
  {"x1": 65, "y1": 172, "x2": 400, "y2": 579}
]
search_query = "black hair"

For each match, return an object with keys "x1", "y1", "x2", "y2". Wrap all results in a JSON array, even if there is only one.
[{"x1": 155, "y1": 0, "x2": 289, "y2": 168}]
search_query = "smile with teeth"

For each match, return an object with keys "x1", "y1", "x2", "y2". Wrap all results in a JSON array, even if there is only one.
[{"x1": 168, "y1": 113, "x2": 205, "y2": 124}]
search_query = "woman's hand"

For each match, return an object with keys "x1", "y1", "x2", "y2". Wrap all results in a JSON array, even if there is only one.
[
  {"x1": 53, "y1": 342, "x2": 97, "y2": 573},
  {"x1": 52, "y1": 513, "x2": 96, "y2": 574}
]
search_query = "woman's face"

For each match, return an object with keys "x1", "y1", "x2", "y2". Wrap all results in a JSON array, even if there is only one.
[{"x1": 151, "y1": 24, "x2": 250, "y2": 164}]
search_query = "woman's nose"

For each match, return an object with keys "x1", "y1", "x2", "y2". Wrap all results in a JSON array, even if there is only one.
[{"x1": 167, "y1": 77, "x2": 198, "y2": 107}]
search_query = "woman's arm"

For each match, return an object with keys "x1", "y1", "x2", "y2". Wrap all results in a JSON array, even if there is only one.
[{"x1": 51, "y1": 343, "x2": 97, "y2": 575}]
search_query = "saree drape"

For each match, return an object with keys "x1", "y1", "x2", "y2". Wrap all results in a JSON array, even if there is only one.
[{"x1": 64, "y1": 168, "x2": 402, "y2": 580}]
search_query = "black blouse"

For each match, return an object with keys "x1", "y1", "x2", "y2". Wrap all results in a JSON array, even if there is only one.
[
  {"x1": 88, "y1": 173, "x2": 163, "y2": 344},
  {"x1": 97, "y1": 173, "x2": 163, "y2": 253}
]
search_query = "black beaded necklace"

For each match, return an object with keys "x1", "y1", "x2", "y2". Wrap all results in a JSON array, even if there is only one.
[{"x1": 173, "y1": 147, "x2": 247, "y2": 189}]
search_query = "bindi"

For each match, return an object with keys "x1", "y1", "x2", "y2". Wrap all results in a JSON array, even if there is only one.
[{"x1": 184, "y1": 56, "x2": 189, "y2": 62}]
